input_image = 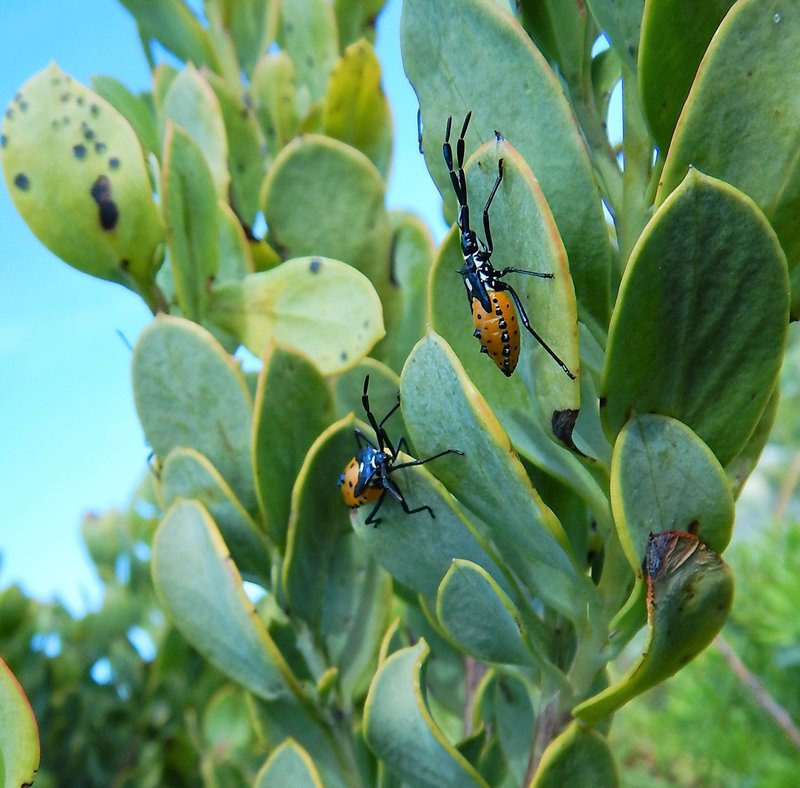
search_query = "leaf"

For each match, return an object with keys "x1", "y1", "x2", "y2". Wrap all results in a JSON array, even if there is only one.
[
  {"x1": 151, "y1": 500, "x2": 301, "y2": 700},
  {"x1": 160, "y1": 447, "x2": 270, "y2": 585},
  {"x1": 334, "y1": 0, "x2": 385, "y2": 49},
  {"x1": 161, "y1": 122, "x2": 219, "y2": 321},
  {"x1": 401, "y1": 333, "x2": 593, "y2": 622},
  {"x1": 91, "y1": 75, "x2": 160, "y2": 156},
  {"x1": 255, "y1": 739, "x2": 323, "y2": 788},
  {"x1": 253, "y1": 343, "x2": 334, "y2": 547},
  {"x1": 492, "y1": 674, "x2": 536, "y2": 785},
  {"x1": 611, "y1": 414, "x2": 734, "y2": 570},
  {"x1": 260, "y1": 135, "x2": 392, "y2": 283},
  {"x1": 364, "y1": 641, "x2": 488, "y2": 788},
  {"x1": 219, "y1": 0, "x2": 279, "y2": 78},
  {"x1": 430, "y1": 138, "x2": 580, "y2": 418},
  {"x1": 217, "y1": 199, "x2": 255, "y2": 283},
  {"x1": 279, "y1": 0, "x2": 339, "y2": 108},
  {"x1": 132, "y1": 315, "x2": 257, "y2": 511},
  {"x1": 573, "y1": 531, "x2": 733, "y2": 723},
  {"x1": 436, "y1": 560, "x2": 537, "y2": 666},
  {"x1": 118, "y1": 0, "x2": 218, "y2": 69},
  {"x1": 0, "y1": 657, "x2": 39, "y2": 788},
  {"x1": 727, "y1": 385, "x2": 779, "y2": 498},
  {"x1": 208, "y1": 257, "x2": 385, "y2": 375},
  {"x1": 602, "y1": 170, "x2": 789, "y2": 465},
  {"x1": 251, "y1": 52, "x2": 300, "y2": 159},
  {"x1": 323, "y1": 39, "x2": 392, "y2": 177},
  {"x1": 160, "y1": 64, "x2": 229, "y2": 199},
  {"x1": 638, "y1": 0, "x2": 735, "y2": 150},
  {"x1": 402, "y1": 0, "x2": 612, "y2": 329},
  {"x1": 531, "y1": 721, "x2": 618, "y2": 787},
  {"x1": 1, "y1": 64, "x2": 163, "y2": 304},
  {"x1": 584, "y1": 0, "x2": 644, "y2": 72},
  {"x1": 656, "y1": 0, "x2": 800, "y2": 312},
  {"x1": 378, "y1": 212, "x2": 433, "y2": 374}
]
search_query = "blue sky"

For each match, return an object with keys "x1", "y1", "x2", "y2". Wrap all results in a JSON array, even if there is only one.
[{"x1": 0, "y1": 0, "x2": 442, "y2": 612}]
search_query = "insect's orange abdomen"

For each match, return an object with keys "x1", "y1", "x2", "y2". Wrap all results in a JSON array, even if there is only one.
[
  {"x1": 471, "y1": 290, "x2": 520, "y2": 376},
  {"x1": 339, "y1": 458, "x2": 382, "y2": 507}
]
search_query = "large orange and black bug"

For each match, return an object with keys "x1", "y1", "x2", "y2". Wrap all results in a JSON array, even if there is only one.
[
  {"x1": 338, "y1": 376, "x2": 463, "y2": 527},
  {"x1": 443, "y1": 112, "x2": 575, "y2": 379}
]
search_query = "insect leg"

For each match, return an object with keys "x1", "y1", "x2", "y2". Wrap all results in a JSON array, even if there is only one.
[
  {"x1": 482, "y1": 158, "x2": 504, "y2": 255},
  {"x1": 505, "y1": 284, "x2": 576, "y2": 379},
  {"x1": 391, "y1": 448, "x2": 464, "y2": 471},
  {"x1": 497, "y1": 266, "x2": 553, "y2": 280},
  {"x1": 364, "y1": 490, "x2": 387, "y2": 527},
  {"x1": 383, "y1": 473, "x2": 435, "y2": 520}
]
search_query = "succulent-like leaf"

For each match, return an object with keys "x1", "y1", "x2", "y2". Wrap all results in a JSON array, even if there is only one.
[
  {"x1": 430, "y1": 138, "x2": 580, "y2": 418},
  {"x1": 602, "y1": 170, "x2": 789, "y2": 465},
  {"x1": 118, "y1": 0, "x2": 218, "y2": 69},
  {"x1": 324, "y1": 39, "x2": 392, "y2": 177},
  {"x1": 364, "y1": 640, "x2": 489, "y2": 787},
  {"x1": 656, "y1": 0, "x2": 800, "y2": 312},
  {"x1": 91, "y1": 75, "x2": 160, "y2": 156},
  {"x1": 531, "y1": 721, "x2": 618, "y2": 787},
  {"x1": 251, "y1": 52, "x2": 300, "y2": 159},
  {"x1": 255, "y1": 739, "x2": 324, "y2": 788},
  {"x1": 219, "y1": 0, "x2": 279, "y2": 78},
  {"x1": 1, "y1": 64, "x2": 163, "y2": 304},
  {"x1": 436, "y1": 560, "x2": 538, "y2": 667},
  {"x1": 727, "y1": 385, "x2": 779, "y2": 498},
  {"x1": 217, "y1": 199, "x2": 255, "y2": 282},
  {"x1": 584, "y1": 0, "x2": 643, "y2": 72},
  {"x1": 573, "y1": 531, "x2": 733, "y2": 723},
  {"x1": 0, "y1": 657, "x2": 39, "y2": 788},
  {"x1": 132, "y1": 315, "x2": 257, "y2": 511},
  {"x1": 161, "y1": 122, "x2": 219, "y2": 321},
  {"x1": 160, "y1": 447, "x2": 270, "y2": 584},
  {"x1": 209, "y1": 257, "x2": 385, "y2": 374},
  {"x1": 152, "y1": 500, "x2": 302, "y2": 701},
  {"x1": 492, "y1": 674, "x2": 536, "y2": 785},
  {"x1": 202, "y1": 685, "x2": 255, "y2": 754},
  {"x1": 638, "y1": 0, "x2": 735, "y2": 150},
  {"x1": 279, "y1": 0, "x2": 339, "y2": 109},
  {"x1": 402, "y1": 0, "x2": 612, "y2": 328},
  {"x1": 160, "y1": 64, "x2": 229, "y2": 199},
  {"x1": 611, "y1": 414, "x2": 734, "y2": 570},
  {"x1": 402, "y1": 333, "x2": 594, "y2": 622},
  {"x1": 260, "y1": 135, "x2": 392, "y2": 284},
  {"x1": 334, "y1": 0, "x2": 385, "y2": 48},
  {"x1": 253, "y1": 343, "x2": 334, "y2": 547}
]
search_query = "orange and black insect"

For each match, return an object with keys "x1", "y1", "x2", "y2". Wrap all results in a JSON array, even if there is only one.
[
  {"x1": 338, "y1": 375, "x2": 463, "y2": 527},
  {"x1": 443, "y1": 112, "x2": 575, "y2": 379}
]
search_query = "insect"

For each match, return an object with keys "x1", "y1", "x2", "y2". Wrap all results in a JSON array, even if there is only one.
[
  {"x1": 443, "y1": 112, "x2": 575, "y2": 379},
  {"x1": 338, "y1": 375, "x2": 463, "y2": 527}
]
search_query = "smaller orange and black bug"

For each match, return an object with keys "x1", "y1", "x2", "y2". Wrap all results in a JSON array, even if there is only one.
[
  {"x1": 443, "y1": 112, "x2": 575, "y2": 379},
  {"x1": 338, "y1": 375, "x2": 463, "y2": 527}
]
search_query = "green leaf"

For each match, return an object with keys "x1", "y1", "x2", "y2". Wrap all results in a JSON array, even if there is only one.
[
  {"x1": 323, "y1": 39, "x2": 392, "y2": 177},
  {"x1": 656, "y1": 0, "x2": 800, "y2": 312},
  {"x1": 205, "y1": 72, "x2": 266, "y2": 228},
  {"x1": 132, "y1": 315, "x2": 257, "y2": 511},
  {"x1": 638, "y1": 0, "x2": 735, "y2": 150},
  {"x1": 161, "y1": 122, "x2": 219, "y2": 321},
  {"x1": 402, "y1": 0, "x2": 612, "y2": 328},
  {"x1": 352, "y1": 456, "x2": 512, "y2": 612},
  {"x1": 531, "y1": 721, "x2": 618, "y2": 787},
  {"x1": 278, "y1": 0, "x2": 339, "y2": 108},
  {"x1": 161, "y1": 64, "x2": 229, "y2": 199},
  {"x1": 160, "y1": 447, "x2": 270, "y2": 585},
  {"x1": 217, "y1": 199, "x2": 255, "y2": 283},
  {"x1": 208, "y1": 257, "x2": 385, "y2": 375},
  {"x1": 431, "y1": 138, "x2": 580, "y2": 417},
  {"x1": 253, "y1": 344, "x2": 334, "y2": 547},
  {"x1": 255, "y1": 739, "x2": 323, "y2": 788},
  {"x1": 364, "y1": 641, "x2": 488, "y2": 788},
  {"x1": 260, "y1": 135, "x2": 392, "y2": 283},
  {"x1": 584, "y1": 0, "x2": 643, "y2": 71},
  {"x1": 202, "y1": 685, "x2": 255, "y2": 755},
  {"x1": 251, "y1": 52, "x2": 300, "y2": 159},
  {"x1": 0, "y1": 657, "x2": 39, "y2": 788},
  {"x1": 91, "y1": 75, "x2": 160, "y2": 156},
  {"x1": 436, "y1": 560, "x2": 537, "y2": 666},
  {"x1": 1, "y1": 64, "x2": 163, "y2": 305},
  {"x1": 332, "y1": 359, "x2": 401, "y2": 423},
  {"x1": 118, "y1": 0, "x2": 218, "y2": 69},
  {"x1": 219, "y1": 0, "x2": 279, "y2": 78},
  {"x1": 334, "y1": 0, "x2": 385, "y2": 49},
  {"x1": 152, "y1": 500, "x2": 301, "y2": 700},
  {"x1": 573, "y1": 531, "x2": 733, "y2": 723},
  {"x1": 401, "y1": 333, "x2": 592, "y2": 622},
  {"x1": 492, "y1": 674, "x2": 536, "y2": 786},
  {"x1": 378, "y1": 212, "x2": 433, "y2": 374},
  {"x1": 611, "y1": 414, "x2": 734, "y2": 570},
  {"x1": 602, "y1": 170, "x2": 789, "y2": 465}
]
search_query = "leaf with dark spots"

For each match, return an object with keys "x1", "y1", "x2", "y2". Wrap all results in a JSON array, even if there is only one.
[
  {"x1": 109, "y1": 157, "x2": 120, "y2": 169},
  {"x1": 90, "y1": 175, "x2": 119, "y2": 230},
  {"x1": 309, "y1": 258, "x2": 322, "y2": 274},
  {"x1": 73, "y1": 144, "x2": 86, "y2": 159},
  {"x1": 14, "y1": 173, "x2": 29, "y2": 190},
  {"x1": 551, "y1": 408, "x2": 580, "y2": 449}
]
